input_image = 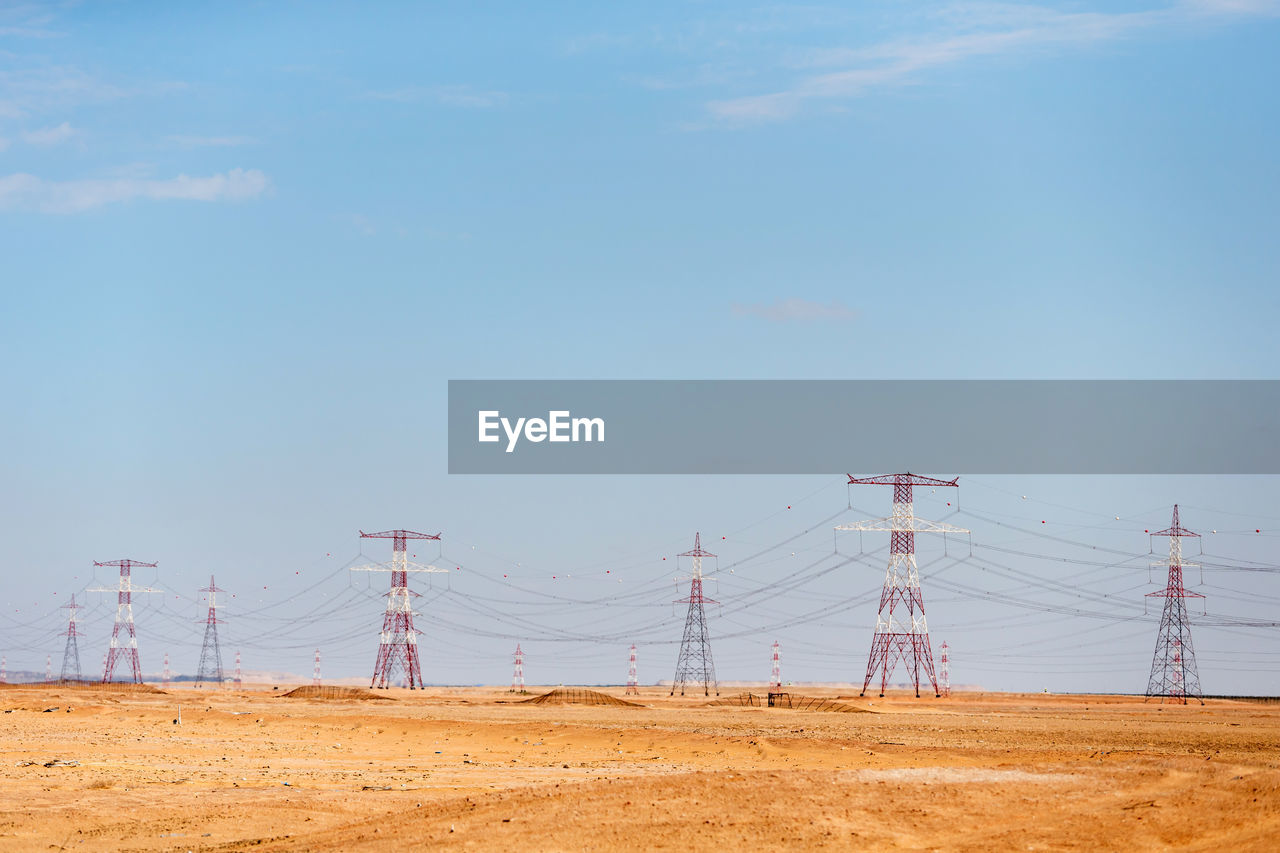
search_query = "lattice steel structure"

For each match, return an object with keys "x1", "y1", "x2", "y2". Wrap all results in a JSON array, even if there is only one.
[
  {"x1": 196, "y1": 575, "x2": 226, "y2": 688},
  {"x1": 162, "y1": 653, "x2": 172, "y2": 689},
  {"x1": 45, "y1": 655, "x2": 51, "y2": 683},
  {"x1": 313, "y1": 649, "x2": 322, "y2": 686},
  {"x1": 1145, "y1": 505, "x2": 1205, "y2": 705},
  {"x1": 351, "y1": 529, "x2": 446, "y2": 689},
  {"x1": 1, "y1": 656, "x2": 6, "y2": 683},
  {"x1": 939, "y1": 641, "x2": 951, "y2": 698},
  {"x1": 89, "y1": 558, "x2": 159, "y2": 683},
  {"x1": 671, "y1": 533, "x2": 719, "y2": 696},
  {"x1": 770, "y1": 640, "x2": 781, "y2": 690},
  {"x1": 626, "y1": 644, "x2": 639, "y2": 695},
  {"x1": 59, "y1": 594, "x2": 82, "y2": 682},
  {"x1": 510, "y1": 643, "x2": 525, "y2": 693},
  {"x1": 838, "y1": 474, "x2": 968, "y2": 697},
  {"x1": 234, "y1": 651, "x2": 242, "y2": 688}
]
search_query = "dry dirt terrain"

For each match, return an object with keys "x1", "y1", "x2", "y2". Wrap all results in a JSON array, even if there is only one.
[{"x1": 1, "y1": 683, "x2": 1277, "y2": 851}]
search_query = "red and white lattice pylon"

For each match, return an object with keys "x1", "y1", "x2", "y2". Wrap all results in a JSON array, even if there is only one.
[
  {"x1": 350, "y1": 529, "x2": 446, "y2": 689},
  {"x1": 626, "y1": 644, "x2": 639, "y2": 695},
  {"x1": 88, "y1": 558, "x2": 159, "y2": 684},
  {"x1": 510, "y1": 644, "x2": 525, "y2": 693},
  {"x1": 313, "y1": 649, "x2": 322, "y2": 686},
  {"x1": 195, "y1": 576, "x2": 226, "y2": 687},
  {"x1": 162, "y1": 653, "x2": 172, "y2": 689},
  {"x1": 1146, "y1": 505, "x2": 1205, "y2": 705},
  {"x1": 671, "y1": 533, "x2": 719, "y2": 697},
  {"x1": 0, "y1": 656, "x2": 6, "y2": 684},
  {"x1": 838, "y1": 474, "x2": 968, "y2": 698},
  {"x1": 234, "y1": 651, "x2": 242, "y2": 688},
  {"x1": 770, "y1": 640, "x2": 782, "y2": 690},
  {"x1": 939, "y1": 641, "x2": 951, "y2": 697}
]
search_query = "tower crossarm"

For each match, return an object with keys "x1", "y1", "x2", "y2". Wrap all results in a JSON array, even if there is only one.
[
  {"x1": 847, "y1": 473, "x2": 959, "y2": 488},
  {"x1": 1146, "y1": 587, "x2": 1205, "y2": 599},
  {"x1": 349, "y1": 561, "x2": 449, "y2": 574},
  {"x1": 836, "y1": 517, "x2": 969, "y2": 534}
]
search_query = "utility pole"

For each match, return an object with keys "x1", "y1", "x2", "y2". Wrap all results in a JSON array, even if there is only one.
[
  {"x1": 351, "y1": 529, "x2": 447, "y2": 689},
  {"x1": 671, "y1": 533, "x2": 719, "y2": 697},
  {"x1": 838, "y1": 474, "x2": 967, "y2": 697},
  {"x1": 1145, "y1": 505, "x2": 1205, "y2": 705}
]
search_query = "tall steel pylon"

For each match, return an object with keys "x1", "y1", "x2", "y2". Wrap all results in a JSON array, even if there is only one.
[
  {"x1": 234, "y1": 651, "x2": 242, "y2": 688},
  {"x1": 350, "y1": 529, "x2": 447, "y2": 689},
  {"x1": 670, "y1": 532, "x2": 719, "y2": 697},
  {"x1": 162, "y1": 653, "x2": 172, "y2": 689},
  {"x1": 838, "y1": 473, "x2": 968, "y2": 697},
  {"x1": 939, "y1": 641, "x2": 951, "y2": 697},
  {"x1": 1145, "y1": 505, "x2": 1205, "y2": 705},
  {"x1": 510, "y1": 644, "x2": 525, "y2": 693},
  {"x1": 59, "y1": 594, "x2": 83, "y2": 682},
  {"x1": 89, "y1": 559, "x2": 159, "y2": 683},
  {"x1": 626, "y1": 644, "x2": 639, "y2": 695},
  {"x1": 313, "y1": 649, "x2": 322, "y2": 686},
  {"x1": 770, "y1": 640, "x2": 781, "y2": 690},
  {"x1": 196, "y1": 576, "x2": 226, "y2": 687}
]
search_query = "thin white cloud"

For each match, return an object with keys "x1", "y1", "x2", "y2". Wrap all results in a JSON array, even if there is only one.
[
  {"x1": 0, "y1": 66, "x2": 183, "y2": 119},
  {"x1": 364, "y1": 84, "x2": 508, "y2": 108},
  {"x1": 709, "y1": 1, "x2": 1280, "y2": 123},
  {"x1": 164, "y1": 134, "x2": 256, "y2": 148},
  {"x1": 0, "y1": 167, "x2": 269, "y2": 213},
  {"x1": 732, "y1": 298, "x2": 858, "y2": 323},
  {"x1": 21, "y1": 121, "x2": 76, "y2": 146}
]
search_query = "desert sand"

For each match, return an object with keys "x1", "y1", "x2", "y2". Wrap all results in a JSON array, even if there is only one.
[{"x1": 1, "y1": 683, "x2": 1277, "y2": 851}]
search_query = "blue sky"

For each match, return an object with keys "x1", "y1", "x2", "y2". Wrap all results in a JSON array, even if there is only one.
[{"x1": 1, "y1": 1, "x2": 1279, "y2": 692}]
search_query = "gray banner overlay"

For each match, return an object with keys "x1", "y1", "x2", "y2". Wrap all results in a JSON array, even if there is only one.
[{"x1": 447, "y1": 380, "x2": 1280, "y2": 474}]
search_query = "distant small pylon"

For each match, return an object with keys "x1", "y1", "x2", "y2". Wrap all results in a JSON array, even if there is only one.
[
  {"x1": 770, "y1": 640, "x2": 781, "y2": 690},
  {"x1": 0, "y1": 656, "x2": 6, "y2": 683},
  {"x1": 162, "y1": 653, "x2": 172, "y2": 689},
  {"x1": 60, "y1": 594, "x2": 83, "y2": 682},
  {"x1": 510, "y1": 644, "x2": 525, "y2": 693},
  {"x1": 234, "y1": 651, "x2": 242, "y2": 688},
  {"x1": 313, "y1": 649, "x2": 322, "y2": 686},
  {"x1": 626, "y1": 644, "x2": 639, "y2": 695},
  {"x1": 939, "y1": 641, "x2": 951, "y2": 698},
  {"x1": 45, "y1": 655, "x2": 52, "y2": 683}
]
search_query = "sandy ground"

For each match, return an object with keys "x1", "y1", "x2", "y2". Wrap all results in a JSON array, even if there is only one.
[{"x1": 1, "y1": 683, "x2": 1278, "y2": 851}]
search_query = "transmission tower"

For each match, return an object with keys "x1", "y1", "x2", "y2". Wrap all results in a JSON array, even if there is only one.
[
  {"x1": 59, "y1": 594, "x2": 82, "y2": 682},
  {"x1": 45, "y1": 655, "x2": 51, "y2": 683},
  {"x1": 510, "y1": 644, "x2": 525, "y2": 693},
  {"x1": 1145, "y1": 505, "x2": 1205, "y2": 705},
  {"x1": 351, "y1": 529, "x2": 447, "y2": 689},
  {"x1": 670, "y1": 532, "x2": 719, "y2": 696},
  {"x1": 234, "y1": 651, "x2": 242, "y2": 688},
  {"x1": 626, "y1": 645, "x2": 639, "y2": 695},
  {"x1": 939, "y1": 641, "x2": 951, "y2": 697},
  {"x1": 0, "y1": 656, "x2": 5, "y2": 683},
  {"x1": 89, "y1": 558, "x2": 159, "y2": 683},
  {"x1": 162, "y1": 653, "x2": 172, "y2": 689},
  {"x1": 313, "y1": 649, "x2": 322, "y2": 686},
  {"x1": 838, "y1": 473, "x2": 968, "y2": 697},
  {"x1": 770, "y1": 640, "x2": 781, "y2": 690},
  {"x1": 195, "y1": 576, "x2": 226, "y2": 688}
]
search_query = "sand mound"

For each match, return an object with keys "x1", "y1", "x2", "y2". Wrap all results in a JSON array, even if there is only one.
[
  {"x1": 0, "y1": 681, "x2": 167, "y2": 694},
  {"x1": 519, "y1": 688, "x2": 642, "y2": 707},
  {"x1": 280, "y1": 686, "x2": 392, "y2": 701},
  {"x1": 708, "y1": 692, "x2": 868, "y2": 713}
]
